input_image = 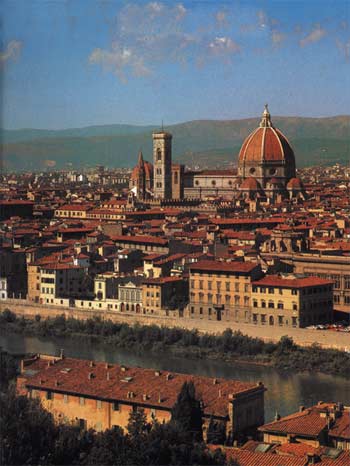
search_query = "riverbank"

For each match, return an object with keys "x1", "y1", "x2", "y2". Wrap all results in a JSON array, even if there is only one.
[{"x1": 1, "y1": 310, "x2": 349, "y2": 379}]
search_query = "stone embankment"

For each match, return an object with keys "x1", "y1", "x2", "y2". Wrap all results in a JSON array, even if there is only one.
[{"x1": 1, "y1": 299, "x2": 349, "y2": 351}]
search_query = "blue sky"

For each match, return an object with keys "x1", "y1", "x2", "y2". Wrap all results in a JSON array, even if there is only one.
[{"x1": 1, "y1": 0, "x2": 349, "y2": 129}]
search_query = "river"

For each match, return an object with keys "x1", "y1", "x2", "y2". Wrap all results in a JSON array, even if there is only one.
[{"x1": 1, "y1": 332, "x2": 349, "y2": 422}]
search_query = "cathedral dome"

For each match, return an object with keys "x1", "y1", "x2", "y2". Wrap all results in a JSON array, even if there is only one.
[
  {"x1": 287, "y1": 177, "x2": 303, "y2": 190},
  {"x1": 239, "y1": 176, "x2": 263, "y2": 191},
  {"x1": 238, "y1": 105, "x2": 295, "y2": 168}
]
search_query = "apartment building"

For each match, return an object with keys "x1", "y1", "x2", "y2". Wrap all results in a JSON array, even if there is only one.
[
  {"x1": 17, "y1": 354, "x2": 266, "y2": 441},
  {"x1": 251, "y1": 275, "x2": 333, "y2": 328},
  {"x1": 187, "y1": 260, "x2": 263, "y2": 322}
]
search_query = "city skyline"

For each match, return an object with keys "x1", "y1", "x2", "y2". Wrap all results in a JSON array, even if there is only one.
[{"x1": 1, "y1": 0, "x2": 349, "y2": 130}]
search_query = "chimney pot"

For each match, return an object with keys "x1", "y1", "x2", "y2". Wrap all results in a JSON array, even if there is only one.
[
  {"x1": 88, "y1": 372, "x2": 93, "y2": 380},
  {"x1": 107, "y1": 372, "x2": 110, "y2": 381},
  {"x1": 213, "y1": 378, "x2": 217, "y2": 385},
  {"x1": 60, "y1": 349, "x2": 64, "y2": 359}
]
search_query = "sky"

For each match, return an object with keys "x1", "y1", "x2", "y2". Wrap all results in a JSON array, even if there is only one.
[{"x1": 0, "y1": 0, "x2": 349, "y2": 130}]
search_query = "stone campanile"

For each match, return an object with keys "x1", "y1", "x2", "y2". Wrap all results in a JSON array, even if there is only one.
[{"x1": 153, "y1": 130, "x2": 172, "y2": 199}]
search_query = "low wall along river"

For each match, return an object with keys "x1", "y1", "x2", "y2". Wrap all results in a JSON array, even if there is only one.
[{"x1": 1, "y1": 299, "x2": 349, "y2": 351}]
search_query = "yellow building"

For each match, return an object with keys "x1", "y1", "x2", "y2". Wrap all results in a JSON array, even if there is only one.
[
  {"x1": 39, "y1": 264, "x2": 87, "y2": 304},
  {"x1": 17, "y1": 354, "x2": 266, "y2": 441},
  {"x1": 251, "y1": 274, "x2": 333, "y2": 328},
  {"x1": 187, "y1": 260, "x2": 263, "y2": 322}
]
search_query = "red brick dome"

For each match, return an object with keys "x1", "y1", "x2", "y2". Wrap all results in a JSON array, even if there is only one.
[
  {"x1": 239, "y1": 177, "x2": 262, "y2": 191},
  {"x1": 238, "y1": 106, "x2": 296, "y2": 168},
  {"x1": 287, "y1": 177, "x2": 303, "y2": 190}
]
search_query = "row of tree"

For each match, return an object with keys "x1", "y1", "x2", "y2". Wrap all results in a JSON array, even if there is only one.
[{"x1": 1, "y1": 310, "x2": 349, "y2": 377}]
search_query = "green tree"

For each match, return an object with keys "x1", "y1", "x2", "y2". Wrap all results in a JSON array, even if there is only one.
[
  {"x1": 0, "y1": 387, "x2": 57, "y2": 465},
  {"x1": 171, "y1": 381, "x2": 203, "y2": 442}
]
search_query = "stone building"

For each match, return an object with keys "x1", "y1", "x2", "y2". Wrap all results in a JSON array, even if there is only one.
[
  {"x1": 17, "y1": 354, "x2": 266, "y2": 442},
  {"x1": 187, "y1": 260, "x2": 264, "y2": 322},
  {"x1": 251, "y1": 274, "x2": 333, "y2": 328}
]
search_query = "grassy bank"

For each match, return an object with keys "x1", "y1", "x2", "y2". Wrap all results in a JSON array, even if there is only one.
[{"x1": 1, "y1": 310, "x2": 349, "y2": 378}]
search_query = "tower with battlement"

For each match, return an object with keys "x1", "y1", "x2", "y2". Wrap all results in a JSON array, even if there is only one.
[{"x1": 153, "y1": 131, "x2": 172, "y2": 199}]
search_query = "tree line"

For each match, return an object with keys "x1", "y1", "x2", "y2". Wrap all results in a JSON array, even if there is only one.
[{"x1": 1, "y1": 309, "x2": 349, "y2": 378}]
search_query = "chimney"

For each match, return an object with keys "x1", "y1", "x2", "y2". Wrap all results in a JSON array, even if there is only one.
[
  {"x1": 105, "y1": 363, "x2": 109, "y2": 369},
  {"x1": 306, "y1": 453, "x2": 319, "y2": 464},
  {"x1": 299, "y1": 406, "x2": 305, "y2": 412},
  {"x1": 89, "y1": 361, "x2": 94, "y2": 367},
  {"x1": 121, "y1": 365, "x2": 127, "y2": 372},
  {"x1": 106, "y1": 372, "x2": 110, "y2": 381},
  {"x1": 166, "y1": 373, "x2": 172, "y2": 381},
  {"x1": 20, "y1": 360, "x2": 24, "y2": 373},
  {"x1": 88, "y1": 372, "x2": 93, "y2": 380},
  {"x1": 218, "y1": 389, "x2": 222, "y2": 398},
  {"x1": 155, "y1": 371, "x2": 160, "y2": 376},
  {"x1": 213, "y1": 378, "x2": 218, "y2": 385},
  {"x1": 59, "y1": 349, "x2": 64, "y2": 359},
  {"x1": 158, "y1": 393, "x2": 162, "y2": 403},
  {"x1": 274, "y1": 411, "x2": 281, "y2": 421},
  {"x1": 143, "y1": 394, "x2": 148, "y2": 401},
  {"x1": 47, "y1": 361, "x2": 51, "y2": 368},
  {"x1": 55, "y1": 380, "x2": 59, "y2": 387}
]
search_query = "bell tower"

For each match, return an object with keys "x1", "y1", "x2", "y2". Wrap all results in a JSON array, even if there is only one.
[{"x1": 153, "y1": 130, "x2": 172, "y2": 199}]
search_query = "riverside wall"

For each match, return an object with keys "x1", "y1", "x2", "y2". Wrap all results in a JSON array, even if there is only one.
[{"x1": 1, "y1": 299, "x2": 349, "y2": 351}]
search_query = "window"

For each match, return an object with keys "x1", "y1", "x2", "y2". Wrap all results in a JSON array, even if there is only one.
[
  {"x1": 199, "y1": 307, "x2": 203, "y2": 315},
  {"x1": 292, "y1": 303, "x2": 297, "y2": 311},
  {"x1": 334, "y1": 294, "x2": 340, "y2": 304},
  {"x1": 157, "y1": 148, "x2": 162, "y2": 161},
  {"x1": 97, "y1": 400, "x2": 102, "y2": 409},
  {"x1": 174, "y1": 171, "x2": 178, "y2": 184},
  {"x1": 252, "y1": 286, "x2": 258, "y2": 293},
  {"x1": 190, "y1": 280, "x2": 194, "y2": 289},
  {"x1": 252, "y1": 313, "x2": 258, "y2": 323},
  {"x1": 113, "y1": 402, "x2": 120, "y2": 411},
  {"x1": 261, "y1": 314, "x2": 266, "y2": 324},
  {"x1": 292, "y1": 316, "x2": 297, "y2": 327},
  {"x1": 268, "y1": 301, "x2": 274, "y2": 309},
  {"x1": 199, "y1": 280, "x2": 203, "y2": 290},
  {"x1": 211, "y1": 180, "x2": 216, "y2": 186},
  {"x1": 235, "y1": 283, "x2": 239, "y2": 292},
  {"x1": 253, "y1": 300, "x2": 258, "y2": 308},
  {"x1": 278, "y1": 315, "x2": 283, "y2": 326},
  {"x1": 292, "y1": 289, "x2": 298, "y2": 295},
  {"x1": 79, "y1": 419, "x2": 87, "y2": 430},
  {"x1": 268, "y1": 288, "x2": 274, "y2": 294},
  {"x1": 208, "y1": 281, "x2": 212, "y2": 290},
  {"x1": 244, "y1": 284, "x2": 249, "y2": 293},
  {"x1": 234, "y1": 295, "x2": 240, "y2": 305},
  {"x1": 277, "y1": 302, "x2": 284, "y2": 309},
  {"x1": 80, "y1": 397, "x2": 85, "y2": 406},
  {"x1": 216, "y1": 282, "x2": 221, "y2": 292},
  {"x1": 208, "y1": 293, "x2": 213, "y2": 303},
  {"x1": 261, "y1": 300, "x2": 266, "y2": 308},
  {"x1": 344, "y1": 275, "x2": 350, "y2": 290},
  {"x1": 279, "y1": 289, "x2": 283, "y2": 295},
  {"x1": 225, "y1": 282, "x2": 230, "y2": 292},
  {"x1": 46, "y1": 391, "x2": 53, "y2": 400},
  {"x1": 225, "y1": 295, "x2": 230, "y2": 304}
]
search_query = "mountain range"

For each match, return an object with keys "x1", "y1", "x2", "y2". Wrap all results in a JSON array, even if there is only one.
[{"x1": 1, "y1": 116, "x2": 349, "y2": 171}]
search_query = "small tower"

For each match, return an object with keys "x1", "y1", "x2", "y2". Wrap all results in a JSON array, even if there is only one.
[
  {"x1": 137, "y1": 151, "x2": 146, "y2": 200},
  {"x1": 153, "y1": 130, "x2": 172, "y2": 200}
]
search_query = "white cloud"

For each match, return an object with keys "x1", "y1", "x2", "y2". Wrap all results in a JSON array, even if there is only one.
[
  {"x1": 336, "y1": 38, "x2": 350, "y2": 62},
  {"x1": 208, "y1": 37, "x2": 240, "y2": 56},
  {"x1": 0, "y1": 40, "x2": 23, "y2": 64},
  {"x1": 299, "y1": 25, "x2": 326, "y2": 47},
  {"x1": 271, "y1": 31, "x2": 286, "y2": 46}
]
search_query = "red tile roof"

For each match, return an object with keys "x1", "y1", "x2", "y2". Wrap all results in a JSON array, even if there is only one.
[
  {"x1": 253, "y1": 275, "x2": 333, "y2": 289},
  {"x1": 190, "y1": 260, "x2": 259, "y2": 274},
  {"x1": 259, "y1": 408, "x2": 328, "y2": 437},
  {"x1": 21, "y1": 356, "x2": 264, "y2": 419}
]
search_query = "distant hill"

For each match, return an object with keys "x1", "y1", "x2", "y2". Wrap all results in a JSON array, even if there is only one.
[{"x1": 1, "y1": 116, "x2": 349, "y2": 171}]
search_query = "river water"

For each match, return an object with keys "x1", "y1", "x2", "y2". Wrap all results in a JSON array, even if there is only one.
[{"x1": 1, "y1": 332, "x2": 349, "y2": 422}]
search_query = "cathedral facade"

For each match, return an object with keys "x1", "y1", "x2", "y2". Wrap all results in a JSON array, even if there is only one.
[{"x1": 129, "y1": 106, "x2": 304, "y2": 202}]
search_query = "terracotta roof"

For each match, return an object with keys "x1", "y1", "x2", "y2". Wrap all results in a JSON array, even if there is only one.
[
  {"x1": 253, "y1": 275, "x2": 333, "y2": 289},
  {"x1": 217, "y1": 447, "x2": 307, "y2": 466},
  {"x1": 111, "y1": 235, "x2": 168, "y2": 246},
  {"x1": 190, "y1": 260, "x2": 259, "y2": 274},
  {"x1": 329, "y1": 412, "x2": 350, "y2": 440},
  {"x1": 259, "y1": 408, "x2": 328, "y2": 437},
  {"x1": 21, "y1": 356, "x2": 264, "y2": 419}
]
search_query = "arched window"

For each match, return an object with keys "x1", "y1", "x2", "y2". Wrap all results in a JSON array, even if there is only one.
[
  {"x1": 157, "y1": 148, "x2": 162, "y2": 161},
  {"x1": 211, "y1": 180, "x2": 216, "y2": 186},
  {"x1": 261, "y1": 300, "x2": 266, "y2": 308},
  {"x1": 234, "y1": 295, "x2": 240, "y2": 305},
  {"x1": 174, "y1": 171, "x2": 178, "y2": 184},
  {"x1": 269, "y1": 315, "x2": 274, "y2": 325}
]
